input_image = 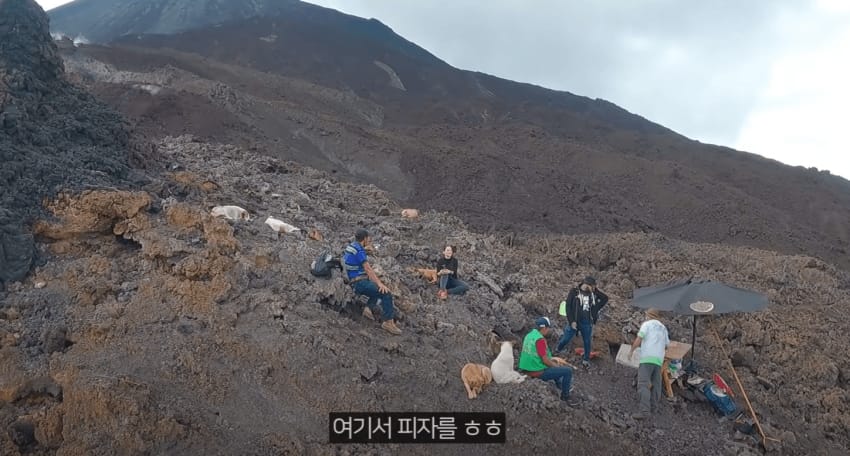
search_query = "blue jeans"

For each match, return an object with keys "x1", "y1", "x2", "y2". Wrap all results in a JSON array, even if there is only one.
[
  {"x1": 556, "y1": 318, "x2": 593, "y2": 361},
  {"x1": 353, "y1": 279, "x2": 394, "y2": 321},
  {"x1": 539, "y1": 367, "x2": 574, "y2": 400},
  {"x1": 439, "y1": 275, "x2": 469, "y2": 295}
]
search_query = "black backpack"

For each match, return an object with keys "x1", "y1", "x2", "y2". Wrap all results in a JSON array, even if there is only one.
[{"x1": 310, "y1": 250, "x2": 342, "y2": 278}]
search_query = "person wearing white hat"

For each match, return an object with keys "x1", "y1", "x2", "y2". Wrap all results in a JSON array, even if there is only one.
[{"x1": 629, "y1": 309, "x2": 669, "y2": 420}]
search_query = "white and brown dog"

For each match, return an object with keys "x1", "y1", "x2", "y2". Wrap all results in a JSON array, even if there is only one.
[
  {"x1": 461, "y1": 363, "x2": 493, "y2": 399},
  {"x1": 490, "y1": 341, "x2": 527, "y2": 384}
]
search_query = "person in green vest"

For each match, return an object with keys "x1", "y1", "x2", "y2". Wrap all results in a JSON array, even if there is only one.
[{"x1": 518, "y1": 316, "x2": 578, "y2": 404}]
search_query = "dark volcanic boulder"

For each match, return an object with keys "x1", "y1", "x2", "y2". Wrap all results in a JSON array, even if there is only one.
[{"x1": 0, "y1": 0, "x2": 147, "y2": 284}]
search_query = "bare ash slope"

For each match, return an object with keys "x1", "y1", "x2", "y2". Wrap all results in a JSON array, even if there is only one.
[
  {"x1": 48, "y1": 0, "x2": 850, "y2": 271},
  {"x1": 1, "y1": 135, "x2": 849, "y2": 455}
]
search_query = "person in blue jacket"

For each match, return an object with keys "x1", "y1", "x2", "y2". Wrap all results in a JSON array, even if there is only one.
[{"x1": 342, "y1": 228, "x2": 401, "y2": 335}]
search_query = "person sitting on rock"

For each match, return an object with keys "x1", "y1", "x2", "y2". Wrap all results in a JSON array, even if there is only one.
[
  {"x1": 518, "y1": 317, "x2": 579, "y2": 405},
  {"x1": 630, "y1": 309, "x2": 669, "y2": 420},
  {"x1": 342, "y1": 228, "x2": 401, "y2": 335},
  {"x1": 435, "y1": 245, "x2": 469, "y2": 299},
  {"x1": 556, "y1": 276, "x2": 608, "y2": 369}
]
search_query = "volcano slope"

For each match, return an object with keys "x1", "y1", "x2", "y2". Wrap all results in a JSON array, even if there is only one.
[
  {"x1": 1, "y1": 135, "x2": 849, "y2": 455},
  {"x1": 49, "y1": 3, "x2": 850, "y2": 273}
]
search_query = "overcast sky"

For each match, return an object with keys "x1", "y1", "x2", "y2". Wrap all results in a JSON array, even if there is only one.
[{"x1": 37, "y1": 0, "x2": 850, "y2": 180}]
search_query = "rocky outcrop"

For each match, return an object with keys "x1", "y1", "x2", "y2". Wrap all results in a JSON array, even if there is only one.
[{"x1": 0, "y1": 0, "x2": 153, "y2": 285}]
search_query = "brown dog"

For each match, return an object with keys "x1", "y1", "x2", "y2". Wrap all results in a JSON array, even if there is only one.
[
  {"x1": 307, "y1": 228, "x2": 323, "y2": 241},
  {"x1": 412, "y1": 268, "x2": 438, "y2": 284},
  {"x1": 461, "y1": 363, "x2": 493, "y2": 399}
]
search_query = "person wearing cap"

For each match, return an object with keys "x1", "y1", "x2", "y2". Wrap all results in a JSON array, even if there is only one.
[
  {"x1": 518, "y1": 316, "x2": 578, "y2": 404},
  {"x1": 629, "y1": 309, "x2": 669, "y2": 420},
  {"x1": 342, "y1": 228, "x2": 402, "y2": 335},
  {"x1": 556, "y1": 276, "x2": 609, "y2": 368}
]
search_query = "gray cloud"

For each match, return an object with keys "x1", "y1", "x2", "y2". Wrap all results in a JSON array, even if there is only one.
[{"x1": 308, "y1": 0, "x2": 832, "y2": 147}]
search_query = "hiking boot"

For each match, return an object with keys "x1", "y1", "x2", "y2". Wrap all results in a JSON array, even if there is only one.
[
  {"x1": 381, "y1": 320, "x2": 402, "y2": 335},
  {"x1": 561, "y1": 395, "x2": 581, "y2": 407},
  {"x1": 362, "y1": 306, "x2": 375, "y2": 321},
  {"x1": 437, "y1": 289, "x2": 448, "y2": 300},
  {"x1": 582, "y1": 360, "x2": 590, "y2": 370}
]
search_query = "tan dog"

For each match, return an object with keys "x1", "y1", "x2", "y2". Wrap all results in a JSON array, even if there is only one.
[
  {"x1": 461, "y1": 363, "x2": 493, "y2": 400},
  {"x1": 401, "y1": 208, "x2": 420, "y2": 218},
  {"x1": 307, "y1": 228, "x2": 323, "y2": 241},
  {"x1": 412, "y1": 268, "x2": 438, "y2": 284}
]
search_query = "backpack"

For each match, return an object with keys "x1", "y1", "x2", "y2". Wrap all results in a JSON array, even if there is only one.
[
  {"x1": 310, "y1": 250, "x2": 342, "y2": 278},
  {"x1": 701, "y1": 382, "x2": 738, "y2": 417}
]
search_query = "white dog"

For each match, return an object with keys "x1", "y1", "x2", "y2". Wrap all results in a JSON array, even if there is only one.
[
  {"x1": 264, "y1": 216, "x2": 300, "y2": 234},
  {"x1": 210, "y1": 205, "x2": 249, "y2": 221},
  {"x1": 401, "y1": 208, "x2": 420, "y2": 218},
  {"x1": 490, "y1": 341, "x2": 527, "y2": 384}
]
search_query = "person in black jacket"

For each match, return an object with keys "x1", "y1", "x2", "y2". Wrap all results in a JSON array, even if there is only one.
[
  {"x1": 555, "y1": 276, "x2": 609, "y2": 368},
  {"x1": 435, "y1": 245, "x2": 469, "y2": 299}
]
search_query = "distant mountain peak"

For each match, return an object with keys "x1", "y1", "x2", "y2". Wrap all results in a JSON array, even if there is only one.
[{"x1": 49, "y1": 0, "x2": 311, "y2": 43}]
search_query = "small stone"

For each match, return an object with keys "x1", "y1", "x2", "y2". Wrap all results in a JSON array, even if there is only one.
[
  {"x1": 381, "y1": 341, "x2": 401, "y2": 354},
  {"x1": 731, "y1": 347, "x2": 756, "y2": 368},
  {"x1": 9, "y1": 420, "x2": 35, "y2": 449},
  {"x1": 756, "y1": 376, "x2": 774, "y2": 390},
  {"x1": 42, "y1": 327, "x2": 70, "y2": 354},
  {"x1": 34, "y1": 281, "x2": 46, "y2": 289},
  {"x1": 779, "y1": 431, "x2": 796, "y2": 446},
  {"x1": 436, "y1": 321, "x2": 455, "y2": 332},
  {"x1": 259, "y1": 364, "x2": 273, "y2": 378},
  {"x1": 5, "y1": 308, "x2": 21, "y2": 320}
]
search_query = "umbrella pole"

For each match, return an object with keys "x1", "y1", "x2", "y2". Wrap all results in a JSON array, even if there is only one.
[
  {"x1": 691, "y1": 316, "x2": 697, "y2": 360},
  {"x1": 688, "y1": 315, "x2": 698, "y2": 370}
]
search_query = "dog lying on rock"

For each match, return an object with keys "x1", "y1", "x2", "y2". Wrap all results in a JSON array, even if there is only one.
[
  {"x1": 491, "y1": 341, "x2": 527, "y2": 384},
  {"x1": 264, "y1": 216, "x2": 300, "y2": 234},
  {"x1": 412, "y1": 267, "x2": 438, "y2": 284},
  {"x1": 461, "y1": 363, "x2": 492, "y2": 399},
  {"x1": 210, "y1": 205, "x2": 249, "y2": 221},
  {"x1": 401, "y1": 208, "x2": 420, "y2": 218}
]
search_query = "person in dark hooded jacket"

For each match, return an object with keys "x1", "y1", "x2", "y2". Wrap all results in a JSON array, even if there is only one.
[{"x1": 556, "y1": 276, "x2": 608, "y2": 368}]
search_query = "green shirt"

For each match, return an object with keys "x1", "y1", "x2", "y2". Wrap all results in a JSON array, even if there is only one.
[{"x1": 518, "y1": 329, "x2": 550, "y2": 372}]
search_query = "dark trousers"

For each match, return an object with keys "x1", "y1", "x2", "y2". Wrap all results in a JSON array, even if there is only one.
[
  {"x1": 556, "y1": 318, "x2": 593, "y2": 361},
  {"x1": 439, "y1": 275, "x2": 469, "y2": 295},
  {"x1": 353, "y1": 279, "x2": 394, "y2": 321},
  {"x1": 538, "y1": 367, "x2": 574, "y2": 400}
]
